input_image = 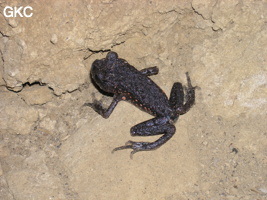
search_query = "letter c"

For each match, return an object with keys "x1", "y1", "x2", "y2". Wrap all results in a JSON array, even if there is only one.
[{"x1": 23, "y1": 6, "x2": 33, "y2": 17}]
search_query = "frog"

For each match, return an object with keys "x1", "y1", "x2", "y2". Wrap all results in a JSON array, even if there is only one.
[{"x1": 84, "y1": 51, "x2": 196, "y2": 157}]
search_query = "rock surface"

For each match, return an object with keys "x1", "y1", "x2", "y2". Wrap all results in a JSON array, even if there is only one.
[
  {"x1": 0, "y1": 0, "x2": 266, "y2": 199},
  {"x1": 0, "y1": 89, "x2": 39, "y2": 135}
]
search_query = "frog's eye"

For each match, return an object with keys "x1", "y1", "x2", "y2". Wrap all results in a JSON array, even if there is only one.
[
  {"x1": 94, "y1": 74, "x2": 102, "y2": 83},
  {"x1": 94, "y1": 73, "x2": 109, "y2": 85}
]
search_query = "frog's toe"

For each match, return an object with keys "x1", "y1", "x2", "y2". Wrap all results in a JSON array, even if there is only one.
[
  {"x1": 83, "y1": 102, "x2": 93, "y2": 107},
  {"x1": 112, "y1": 141, "x2": 152, "y2": 158},
  {"x1": 127, "y1": 141, "x2": 150, "y2": 149},
  {"x1": 112, "y1": 140, "x2": 134, "y2": 152}
]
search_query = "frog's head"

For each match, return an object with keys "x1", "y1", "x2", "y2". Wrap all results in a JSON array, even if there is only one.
[{"x1": 90, "y1": 51, "x2": 119, "y2": 93}]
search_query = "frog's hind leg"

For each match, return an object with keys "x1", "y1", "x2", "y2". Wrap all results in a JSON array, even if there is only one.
[
  {"x1": 170, "y1": 72, "x2": 196, "y2": 116},
  {"x1": 140, "y1": 66, "x2": 159, "y2": 76},
  {"x1": 169, "y1": 82, "x2": 184, "y2": 110},
  {"x1": 112, "y1": 117, "x2": 176, "y2": 158}
]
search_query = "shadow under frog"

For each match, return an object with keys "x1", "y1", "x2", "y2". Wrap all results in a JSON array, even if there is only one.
[{"x1": 84, "y1": 51, "x2": 196, "y2": 158}]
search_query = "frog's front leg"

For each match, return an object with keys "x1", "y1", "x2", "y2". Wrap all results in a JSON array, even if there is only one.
[
  {"x1": 140, "y1": 66, "x2": 159, "y2": 76},
  {"x1": 84, "y1": 94, "x2": 123, "y2": 119},
  {"x1": 112, "y1": 117, "x2": 176, "y2": 158}
]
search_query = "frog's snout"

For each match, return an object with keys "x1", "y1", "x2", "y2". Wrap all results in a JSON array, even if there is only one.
[{"x1": 106, "y1": 51, "x2": 118, "y2": 62}]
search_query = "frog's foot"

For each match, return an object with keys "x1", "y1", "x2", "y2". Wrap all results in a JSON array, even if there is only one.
[
  {"x1": 139, "y1": 66, "x2": 159, "y2": 76},
  {"x1": 83, "y1": 98, "x2": 107, "y2": 117},
  {"x1": 112, "y1": 141, "x2": 153, "y2": 159},
  {"x1": 83, "y1": 93, "x2": 99, "y2": 109}
]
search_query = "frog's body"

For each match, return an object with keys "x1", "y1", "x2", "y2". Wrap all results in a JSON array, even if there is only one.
[{"x1": 85, "y1": 51, "x2": 196, "y2": 157}]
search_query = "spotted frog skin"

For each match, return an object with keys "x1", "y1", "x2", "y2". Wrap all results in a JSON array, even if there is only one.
[{"x1": 84, "y1": 51, "x2": 196, "y2": 157}]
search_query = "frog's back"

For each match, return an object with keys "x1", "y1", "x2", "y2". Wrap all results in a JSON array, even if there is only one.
[{"x1": 114, "y1": 62, "x2": 171, "y2": 117}]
